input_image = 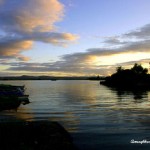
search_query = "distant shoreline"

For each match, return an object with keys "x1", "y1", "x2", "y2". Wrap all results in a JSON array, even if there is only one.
[{"x1": 0, "y1": 76, "x2": 105, "y2": 81}]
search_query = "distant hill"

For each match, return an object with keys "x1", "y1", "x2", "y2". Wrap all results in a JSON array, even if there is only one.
[{"x1": 0, "y1": 75, "x2": 105, "y2": 80}]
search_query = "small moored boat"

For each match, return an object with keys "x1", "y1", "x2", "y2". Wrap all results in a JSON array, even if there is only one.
[{"x1": 0, "y1": 84, "x2": 30, "y2": 110}]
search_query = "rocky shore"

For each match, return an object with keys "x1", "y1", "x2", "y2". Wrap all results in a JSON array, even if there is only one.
[{"x1": 0, "y1": 121, "x2": 77, "y2": 150}]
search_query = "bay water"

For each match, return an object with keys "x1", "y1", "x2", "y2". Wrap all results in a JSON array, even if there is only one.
[{"x1": 1, "y1": 80, "x2": 150, "y2": 149}]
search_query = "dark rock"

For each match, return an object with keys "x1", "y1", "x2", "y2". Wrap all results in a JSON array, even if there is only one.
[{"x1": 0, "y1": 121, "x2": 77, "y2": 150}]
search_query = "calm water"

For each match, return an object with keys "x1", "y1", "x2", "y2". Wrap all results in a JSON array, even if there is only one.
[{"x1": 1, "y1": 80, "x2": 150, "y2": 149}]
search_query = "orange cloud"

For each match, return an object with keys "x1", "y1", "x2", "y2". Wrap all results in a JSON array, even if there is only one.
[
  {"x1": 15, "y1": 0, "x2": 64, "y2": 33},
  {"x1": 17, "y1": 56, "x2": 30, "y2": 61},
  {"x1": 0, "y1": 0, "x2": 78, "y2": 61},
  {"x1": 62, "y1": 33, "x2": 79, "y2": 41},
  {"x1": 0, "y1": 40, "x2": 32, "y2": 60}
]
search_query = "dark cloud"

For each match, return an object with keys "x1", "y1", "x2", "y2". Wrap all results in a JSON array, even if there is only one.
[
  {"x1": 5, "y1": 61, "x2": 115, "y2": 76},
  {"x1": 103, "y1": 37, "x2": 127, "y2": 45},
  {"x1": 62, "y1": 39, "x2": 150, "y2": 60},
  {"x1": 103, "y1": 24, "x2": 150, "y2": 46},
  {"x1": 124, "y1": 24, "x2": 150, "y2": 39}
]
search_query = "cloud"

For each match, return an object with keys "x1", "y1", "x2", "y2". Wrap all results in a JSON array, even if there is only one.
[
  {"x1": 102, "y1": 36, "x2": 127, "y2": 45},
  {"x1": 103, "y1": 37, "x2": 121, "y2": 45},
  {"x1": 124, "y1": 24, "x2": 150, "y2": 39},
  {"x1": 0, "y1": 0, "x2": 78, "y2": 61},
  {"x1": 60, "y1": 39, "x2": 150, "y2": 62},
  {"x1": 2, "y1": 22, "x2": 150, "y2": 76},
  {"x1": 116, "y1": 58, "x2": 150, "y2": 66},
  {"x1": 21, "y1": 32, "x2": 78, "y2": 45},
  {"x1": 0, "y1": 37, "x2": 32, "y2": 60},
  {"x1": 103, "y1": 24, "x2": 150, "y2": 47},
  {"x1": 3, "y1": 61, "x2": 114, "y2": 76},
  {"x1": 5, "y1": 35, "x2": 150, "y2": 76},
  {"x1": 0, "y1": 0, "x2": 64, "y2": 33}
]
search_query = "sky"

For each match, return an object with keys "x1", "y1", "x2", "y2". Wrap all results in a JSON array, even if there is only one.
[{"x1": 1, "y1": 0, "x2": 150, "y2": 76}]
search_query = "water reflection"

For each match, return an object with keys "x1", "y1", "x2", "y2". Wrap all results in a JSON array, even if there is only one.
[
  {"x1": 16, "y1": 107, "x2": 34, "y2": 121},
  {"x1": 106, "y1": 86, "x2": 149, "y2": 101},
  {"x1": 100, "y1": 85, "x2": 150, "y2": 133},
  {"x1": 16, "y1": 107, "x2": 80, "y2": 132},
  {"x1": 47, "y1": 111, "x2": 80, "y2": 132},
  {"x1": 54, "y1": 81, "x2": 98, "y2": 105},
  {"x1": 1, "y1": 80, "x2": 150, "y2": 134}
]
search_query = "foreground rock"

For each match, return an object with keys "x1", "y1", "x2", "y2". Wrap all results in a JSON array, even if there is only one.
[{"x1": 0, "y1": 121, "x2": 77, "y2": 150}]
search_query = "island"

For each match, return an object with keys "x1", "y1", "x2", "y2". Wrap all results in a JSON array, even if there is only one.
[{"x1": 100, "y1": 63, "x2": 150, "y2": 89}]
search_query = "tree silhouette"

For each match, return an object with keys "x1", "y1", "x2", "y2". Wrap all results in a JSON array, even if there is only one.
[
  {"x1": 131, "y1": 63, "x2": 148, "y2": 74},
  {"x1": 116, "y1": 66, "x2": 124, "y2": 73},
  {"x1": 101, "y1": 63, "x2": 150, "y2": 89}
]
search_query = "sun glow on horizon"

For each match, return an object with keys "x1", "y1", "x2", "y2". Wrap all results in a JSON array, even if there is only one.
[{"x1": 92, "y1": 52, "x2": 150, "y2": 66}]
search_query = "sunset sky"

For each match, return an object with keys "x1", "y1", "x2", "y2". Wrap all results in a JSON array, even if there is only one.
[{"x1": 1, "y1": 0, "x2": 150, "y2": 76}]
